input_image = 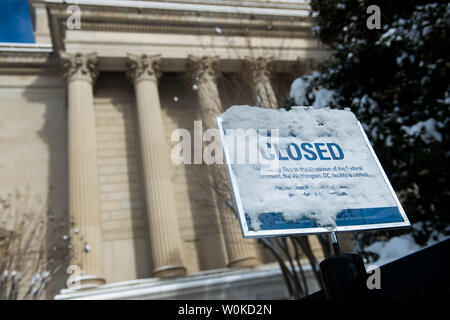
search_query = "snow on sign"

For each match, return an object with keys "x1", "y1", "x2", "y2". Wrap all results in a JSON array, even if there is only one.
[{"x1": 216, "y1": 106, "x2": 410, "y2": 238}]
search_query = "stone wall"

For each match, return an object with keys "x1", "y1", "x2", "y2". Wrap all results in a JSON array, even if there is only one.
[
  {"x1": 94, "y1": 72, "x2": 152, "y2": 283},
  {"x1": 0, "y1": 73, "x2": 68, "y2": 297}
]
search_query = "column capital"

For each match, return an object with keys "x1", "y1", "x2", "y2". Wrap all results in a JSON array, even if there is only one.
[
  {"x1": 126, "y1": 53, "x2": 162, "y2": 84},
  {"x1": 244, "y1": 56, "x2": 275, "y2": 80},
  {"x1": 188, "y1": 55, "x2": 220, "y2": 83},
  {"x1": 60, "y1": 52, "x2": 98, "y2": 84}
]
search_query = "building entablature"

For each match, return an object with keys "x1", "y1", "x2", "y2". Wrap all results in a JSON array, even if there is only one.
[
  {"x1": 0, "y1": 43, "x2": 57, "y2": 74},
  {"x1": 42, "y1": 0, "x2": 327, "y2": 73}
]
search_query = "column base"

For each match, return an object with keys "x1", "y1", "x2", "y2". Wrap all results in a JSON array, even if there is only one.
[
  {"x1": 72, "y1": 275, "x2": 106, "y2": 291},
  {"x1": 152, "y1": 265, "x2": 187, "y2": 278},
  {"x1": 227, "y1": 257, "x2": 260, "y2": 269}
]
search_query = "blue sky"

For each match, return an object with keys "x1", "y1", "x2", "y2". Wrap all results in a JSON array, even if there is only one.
[{"x1": 0, "y1": 0, "x2": 34, "y2": 43}]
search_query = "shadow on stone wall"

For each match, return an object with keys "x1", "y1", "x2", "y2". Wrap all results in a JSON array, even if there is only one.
[
  {"x1": 22, "y1": 71, "x2": 69, "y2": 299},
  {"x1": 161, "y1": 72, "x2": 228, "y2": 271}
]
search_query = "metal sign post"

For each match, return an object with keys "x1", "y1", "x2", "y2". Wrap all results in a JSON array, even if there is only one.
[{"x1": 330, "y1": 232, "x2": 341, "y2": 256}]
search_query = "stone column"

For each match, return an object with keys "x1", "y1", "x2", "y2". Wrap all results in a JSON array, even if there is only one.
[
  {"x1": 61, "y1": 52, "x2": 105, "y2": 288},
  {"x1": 127, "y1": 53, "x2": 187, "y2": 278},
  {"x1": 246, "y1": 57, "x2": 278, "y2": 109},
  {"x1": 188, "y1": 55, "x2": 259, "y2": 268}
]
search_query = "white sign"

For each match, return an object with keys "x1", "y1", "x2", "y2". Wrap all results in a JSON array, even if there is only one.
[{"x1": 216, "y1": 106, "x2": 410, "y2": 238}]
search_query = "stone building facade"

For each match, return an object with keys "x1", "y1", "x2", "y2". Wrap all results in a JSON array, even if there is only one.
[{"x1": 0, "y1": 0, "x2": 328, "y2": 299}]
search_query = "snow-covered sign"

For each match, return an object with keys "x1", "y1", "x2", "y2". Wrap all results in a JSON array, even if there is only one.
[{"x1": 216, "y1": 106, "x2": 410, "y2": 238}]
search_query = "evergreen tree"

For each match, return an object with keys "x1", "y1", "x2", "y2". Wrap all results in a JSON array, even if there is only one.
[{"x1": 289, "y1": 1, "x2": 449, "y2": 248}]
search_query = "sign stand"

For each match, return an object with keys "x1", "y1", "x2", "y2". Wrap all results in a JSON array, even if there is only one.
[
  {"x1": 216, "y1": 108, "x2": 411, "y2": 299},
  {"x1": 330, "y1": 232, "x2": 341, "y2": 256},
  {"x1": 319, "y1": 232, "x2": 369, "y2": 300}
]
